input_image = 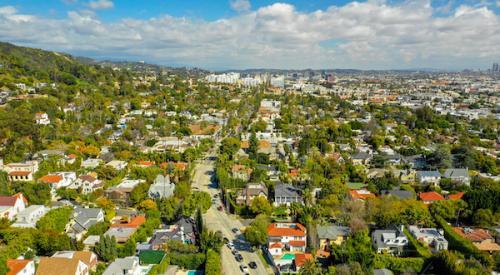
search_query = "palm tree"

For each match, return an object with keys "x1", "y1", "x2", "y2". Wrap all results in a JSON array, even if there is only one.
[{"x1": 299, "y1": 259, "x2": 322, "y2": 275}]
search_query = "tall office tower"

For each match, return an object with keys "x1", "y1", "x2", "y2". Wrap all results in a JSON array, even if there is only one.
[{"x1": 493, "y1": 63, "x2": 499, "y2": 72}]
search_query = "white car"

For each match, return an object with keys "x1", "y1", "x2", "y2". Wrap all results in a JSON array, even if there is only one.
[{"x1": 240, "y1": 265, "x2": 249, "y2": 274}]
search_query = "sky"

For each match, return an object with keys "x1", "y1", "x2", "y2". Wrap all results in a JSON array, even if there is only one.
[{"x1": 0, "y1": 0, "x2": 499, "y2": 70}]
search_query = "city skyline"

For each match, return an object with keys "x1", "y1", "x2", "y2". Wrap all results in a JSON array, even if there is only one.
[{"x1": 1, "y1": 0, "x2": 500, "y2": 70}]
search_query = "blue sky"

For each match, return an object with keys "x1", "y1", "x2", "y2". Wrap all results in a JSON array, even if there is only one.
[{"x1": 0, "y1": 0, "x2": 499, "y2": 70}]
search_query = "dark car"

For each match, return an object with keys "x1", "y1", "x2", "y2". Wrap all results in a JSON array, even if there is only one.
[
  {"x1": 217, "y1": 205, "x2": 223, "y2": 211},
  {"x1": 223, "y1": 237, "x2": 229, "y2": 243},
  {"x1": 232, "y1": 228, "x2": 239, "y2": 233},
  {"x1": 235, "y1": 254, "x2": 243, "y2": 262},
  {"x1": 248, "y1": 261, "x2": 257, "y2": 269}
]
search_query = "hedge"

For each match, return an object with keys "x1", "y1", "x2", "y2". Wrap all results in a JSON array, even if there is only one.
[
  {"x1": 169, "y1": 253, "x2": 206, "y2": 270},
  {"x1": 374, "y1": 254, "x2": 425, "y2": 273},
  {"x1": 403, "y1": 228, "x2": 432, "y2": 258},
  {"x1": 434, "y1": 215, "x2": 493, "y2": 269},
  {"x1": 205, "y1": 249, "x2": 221, "y2": 275}
]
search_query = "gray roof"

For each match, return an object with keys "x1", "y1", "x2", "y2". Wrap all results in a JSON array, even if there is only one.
[
  {"x1": 72, "y1": 208, "x2": 103, "y2": 233},
  {"x1": 416, "y1": 170, "x2": 441, "y2": 178},
  {"x1": 352, "y1": 152, "x2": 372, "y2": 160},
  {"x1": 148, "y1": 175, "x2": 175, "y2": 199},
  {"x1": 317, "y1": 224, "x2": 350, "y2": 239},
  {"x1": 103, "y1": 257, "x2": 139, "y2": 275},
  {"x1": 105, "y1": 227, "x2": 136, "y2": 239},
  {"x1": 274, "y1": 183, "x2": 302, "y2": 198},
  {"x1": 443, "y1": 168, "x2": 469, "y2": 179},
  {"x1": 381, "y1": 188, "x2": 415, "y2": 200}
]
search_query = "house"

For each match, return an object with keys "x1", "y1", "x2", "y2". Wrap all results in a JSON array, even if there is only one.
[
  {"x1": 36, "y1": 257, "x2": 89, "y2": 275},
  {"x1": 69, "y1": 175, "x2": 103, "y2": 194},
  {"x1": 35, "y1": 112, "x2": 50, "y2": 125},
  {"x1": 6, "y1": 259, "x2": 35, "y2": 275},
  {"x1": 408, "y1": 225, "x2": 448, "y2": 253},
  {"x1": 103, "y1": 257, "x2": 147, "y2": 275},
  {"x1": 442, "y1": 168, "x2": 470, "y2": 186},
  {"x1": 267, "y1": 223, "x2": 307, "y2": 273},
  {"x1": 381, "y1": 187, "x2": 415, "y2": 200},
  {"x1": 67, "y1": 208, "x2": 105, "y2": 240},
  {"x1": 149, "y1": 217, "x2": 197, "y2": 249},
  {"x1": 447, "y1": 192, "x2": 464, "y2": 200},
  {"x1": 274, "y1": 183, "x2": 303, "y2": 207},
  {"x1": 372, "y1": 226, "x2": 408, "y2": 256},
  {"x1": 105, "y1": 227, "x2": 137, "y2": 243},
  {"x1": 294, "y1": 253, "x2": 314, "y2": 272},
  {"x1": 256, "y1": 165, "x2": 280, "y2": 180},
  {"x1": 106, "y1": 160, "x2": 128, "y2": 171},
  {"x1": 81, "y1": 159, "x2": 102, "y2": 169},
  {"x1": 39, "y1": 172, "x2": 77, "y2": 198},
  {"x1": 83, "y1": 235, "x2": 100, "y2": 251},
  {"x1": 418, "y1": 191, "x2": 445, "y2": 204},
  {"x1": 231, "y1": 164, "x2": 252, "y2": 181},
  {"x1": 351, "y1": 152, "x2": 372, "y2": 166},
  {"x1": 349, "y1": 189, "x2": 376, "y2": 201},
  {"x1": 392, "y1": 169, "x2": 416, "y2": 183},
  {"x1": 453, "y1": 227, "x2": 500, "y2": 253},
  {"x1": 105, "y1": 179, "x2": 144, "y2": 204},
  {"x1": 148, "y1": 175, "x2": 175, "y2": 199},
  {"x1": 12, "y1": 205, "x2": 48, "y2": 228},
  {"x1": 316, "y1": 224, "x2": 350, "y2": 249},
  {"x1": 416, "y1": 170, "x2": 441, "y2": 186},
  {"x1": 3, "y1": 161, "x2": 39, "y2": 182},
  {"x1": 52, "y1": 251, "x2": 98, "y2": 272},
  {"x1": 0, "y1": 193, "x2": 27, "y2": 220},
  {"x1": 235, "y1": 183, "x2": 268, "y2": 206}
]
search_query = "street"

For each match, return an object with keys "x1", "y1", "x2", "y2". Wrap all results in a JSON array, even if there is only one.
[{"x1": 192, "y1": 159, "x2": 272, "y2": 275}]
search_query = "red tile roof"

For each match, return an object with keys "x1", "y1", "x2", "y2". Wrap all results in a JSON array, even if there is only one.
[
  {"x1": 67, "y1": 154, "x2": 77, "y2": 159},
  {"x1": 295, "y1": 253, "x2": 313, "y2": 267},
  {"x1": 111, "y1": 215, "x2": 146, "y2": 229},
  {"x1": 6, "y1": 259, "x2": 31, "y2": 275},
  {"x1": 39, "y1": 175, "x2": 63, "y2": 184},
  {"x1": 453, "y1": 227, "x2": 493, "y2": 242},
  {"x1": 349, "y1": 189, "x2": 376, "y2": 200},
  {"x1": 0, "y1": 193, "x2": 26, "y2": 206},
  {"x1": 269, "y1": 242, "x2": 284, "y2": 249},
  {"x1": 268, "y1": 223, "x2": 306, "y2": 237},
  {"x1": 289, "y1": 240, "x2": 306, "y2": 247},
  {"x1": 8, "y1": 171, "x2": 31, "y2": 177},
  {"x1": 448, "y1": 192, "x2": 464, "y2": 200},
  {"x1": 418, "y1": 191, "x2": 445, "y2": 201}
]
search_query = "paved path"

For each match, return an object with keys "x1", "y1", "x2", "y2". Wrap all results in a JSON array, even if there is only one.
[{"x1": 192, "y1": 159, "x2": 272, "y2": 275}]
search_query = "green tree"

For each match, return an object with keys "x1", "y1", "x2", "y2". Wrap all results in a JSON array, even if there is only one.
[
  {"x1": 94, "y1": 235, "x2": 117, "y2": 262},
  {"x1": 250, "y1": 196, "x2": 273, "y2": 216},
  {"x1": 244, "y1": 214, "x2": 269, "y2": 246},
  {"x1": 205, "y1": 249, "x2": 221, "y2": 275},
  {"x1": 36, "y1": 207, "x2": 73, "y2": 232}
]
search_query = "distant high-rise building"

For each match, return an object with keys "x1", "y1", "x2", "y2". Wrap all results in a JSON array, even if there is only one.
[{"x1": 493, "y1": 63, "x2": 499, "y2": 72}]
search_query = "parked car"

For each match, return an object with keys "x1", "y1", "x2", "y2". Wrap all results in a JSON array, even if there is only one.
[
  {"x1": 240, "y1": 265, "x2": 249, "y2": 274},
  {"x1": 235, "y1": 254, "x2": 243, "y2": 262},
  {"x1": 217, "y1": 205, "x2": 223, "y2": 211},
  {"x1": 232, "y1": 228, "x2": 239, "y2": 233},
  {"x1": 248, "y1": 261, "x2": 257, "y2": 269},
  {"x1": 223, "y1": 237, "x2": 229, "y2": 243}
]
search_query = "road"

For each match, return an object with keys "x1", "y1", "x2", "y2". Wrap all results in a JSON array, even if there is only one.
[{"x1": 192, "y1": 159, "x2": 272, "y2": 275}]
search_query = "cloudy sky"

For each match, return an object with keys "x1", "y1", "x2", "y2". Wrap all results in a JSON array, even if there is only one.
[{"x1": 0, "y1": 0, "x2": 499, "y2": 70}]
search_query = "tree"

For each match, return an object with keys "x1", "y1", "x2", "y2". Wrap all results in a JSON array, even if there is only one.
[
  {"x1": 96, "y1": 197, "x2": 116, "y2": 221},
  {"x1": 138, "y1": 199, "x2": 157, "y2": 211},
  {"x1": 200, "y1": 230, "x2": 223, "y2": 253},
  {"x1": 300, "y1": 259, "x2": 322, "y2": 275},
  {"x1": 220, "y1": 137, "x2": 240, "y2": 159},
  {"x1": 427, "y1": 144, "x2": 452, "y2": 170},
  {"x1": 205, "y1": 249, "x2": 221, "y2": 275},
  {"x1": 36, "y1": 207, "x2": 73, "y2": 232},
  {"x1": 250, "y1": 196, "x2": 273, "y2": 216},
  {"x1": 244, "y1": 214, "x2": 269, "y2": 246},
  {"x1": 248, "y1": 131, "x2": 259, "y2": 160},
  {"x1": 158, "y1": 197, "x2": 179, "y2": 223},
  {"x1": 94, "y1": 235, "x2": 117, "y2": 262},
  {"x1": 129, "y1": 182, "x2": 149, "y2": 206},
  {"x1": 331, "y1": 229, "x2": 374, "y2": 273},
  {"x1": 473, "y1": 209, "x2": 495, "y2": 227}
]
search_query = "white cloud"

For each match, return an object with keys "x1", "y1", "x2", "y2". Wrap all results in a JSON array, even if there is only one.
[
  {"x1": 230, "y1": 0, "x2": 251, "y2": 13},
  {"x1": 88, "y1": 0, "x2": 113, "y2": 10},
  {"x1": 0, "y1": 1, "x2": 498, "y2": 69}
]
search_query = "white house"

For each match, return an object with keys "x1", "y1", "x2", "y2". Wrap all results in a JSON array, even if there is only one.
[
  {"x1": 408, "y1": 225, "x2": 448, "y2": 253},
  {"x1": 103, "y1": 256, "x2": 147, "y2": 275},
  {"x1": 3, "y1": 161, "x2": 39, "y2": 182},
  {"x1": 0, "y1": 193, "x2": 27, "y2": 220},
  {"x1": 12, "y1": 205, "x2": 48, "y2": 228},
  {"x1": 416, "y1": 170, "x2": 441, "y2": 186},
  {"x1": 81, "y1": 158, "x2": 102, "y2": 169},
  {"x1": 106, "y1": 160, "x2": 128, "y2": 171},
  {"x1": 69, "y1": 175, "x2": 103, "y2": 194},
  {"x1": 6, "y1": 259, "x2": 35, "y2": 275},
  {"x1": 148, "y1": 175, "x2": 175, "y2": 199},
  {"x1": 35, "y1": 112, "x2": 50, "y2": 125}
]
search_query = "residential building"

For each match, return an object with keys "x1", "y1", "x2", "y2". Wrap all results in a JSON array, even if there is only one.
[
  {"x1": 372, "y1": 226, "x2": 408, "y2": 256},
  {"x1": 81, "y1": 159, "x2": 102, "y2": 169},
  {"x1": 67, "y1": 208, "x2": 105, "y2": 240},
  {"x1": 0, "y1": 193, "x2": 27, "y2": 220},
  {"x1": 453, "y1": 227, "x2": 500, "y2": 253},
  {"x1": 6, "y1": 259, "x2": 35, "y2": 275},
  {"x1": 235, "y1": 183, "x2": 268, "y2": 206},
  {"x1": 274, "y1": 183, "x2": 303, "y2": 206},
  {"x1": 69, "y1": 175, "x2": 103, "y2": 194},
  {"x1": 106, "y1": 160, "x2": 128, "y2": 171},
  {"x1": 148, "y1": 175, "x2": 175, "y2": 199},
  {"x1": 3, "y1": 161, "x2": 38, "y2": 182},
  {"x1": 11, "y1": 205, "x2": 48, "y2": 228},
  {"x1": 381, "y1": 187, "x2": 415, "y2": 200},
  {"x1": 35, "y1": 112, "x2": 50, "y2": 125},
  {"x1": 351, "y1": 152, "x2": 372, "y2": 166},
  {"x1": 149, "y1": 217, "x2": 197, "y2": 249},
  {"x1": 442, "y1": 168, "x2": 470, "y2": 186},
  {"x1": 36, "y1": 257, "x2": 89, "y2": 275},
  {"x1": 231, "y1": 164, "x2": 252, "y2": 181},
  {"x1": 418, "y1": 191, "x2": 445, "y2": 204},
  {"x1": 316, "y1": 224, "x2": 350, "y2": 249},
  {"x1": 105, "y1": 179, "x2": 143, "y2": 204},
  {"x1": 52, "y1": 251, "x2": 98, "y2": 272},
  {"x1": 408, "y1": 225, "x2": 448, "y2": 253},
  {"x1": 349, "y1": 189, "x2": 376, "y2": 201},
  {"x1": 267, "y1": 222, "x2": 307, "y2": 273},
  {"x1": 416, "y1": 170, "x2": 441, "y2": 186},
  {"x1": 103, "y1": 257, "x2": 147, "y2": 275}
]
